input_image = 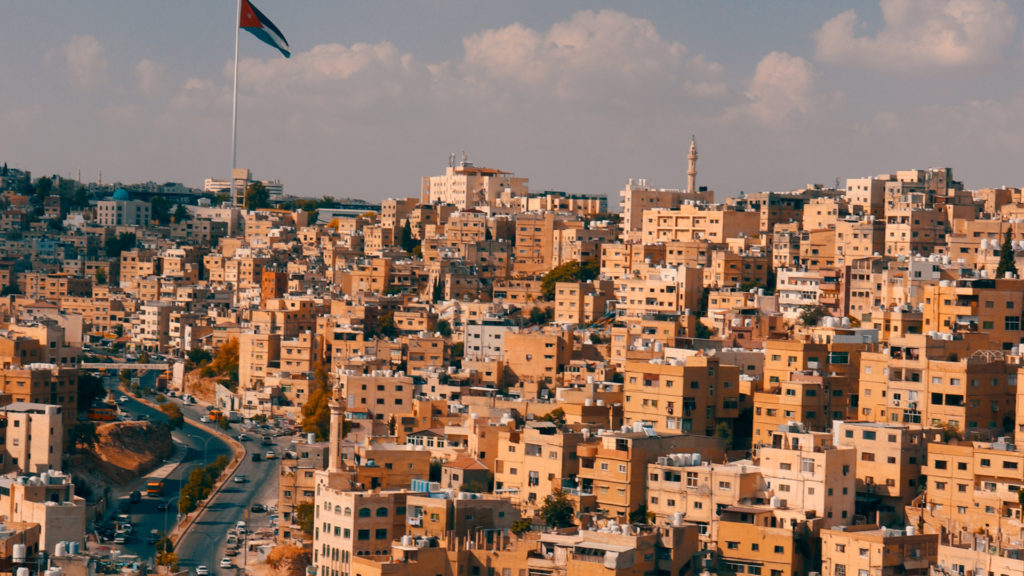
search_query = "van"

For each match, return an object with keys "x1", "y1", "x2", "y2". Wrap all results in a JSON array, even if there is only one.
[{"x1": 113, "y1": 533, "x2": 127, "y2": 544}]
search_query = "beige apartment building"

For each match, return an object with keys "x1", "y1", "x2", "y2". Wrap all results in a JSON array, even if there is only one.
[
  {"x1": 279, "y1": 441, "x2": 329, "y2": 542},
  {"x1": 618, "y1": 178, "x2": 713, "y2": 236},
  {"x1": 0, "y1": 403, "x2": 63, "y2": 474},
  {"x1": 613, "y1": 265, "x2": 703, "y2": 320},
  {"x1": 821, "y1": 525, "x2": 937, "y2": 576},
  {"x1": 553, "y1": 280, "x2": 613, "y2": 325},
  {"x1": 859, "y1": 333, "x2": 1016, "y2": 434},
  {"x1": 492, "y1": 424, "x2": 585, "y2": 508},
  {"x1": 0, "y1": 470, "x2": 85, "y2": 552},
  {"x1": 575, "y1": 428, "x2": 726, "y2": 516},
  {"x1": 920, "y1": 277, "x2": 1024, "y2": 351},
  {"x1": 421, "y1": 158, "x2": 528, "y2": 209},
  {"x1": 833, "y1": 421, "x2": 936, "y2": 525},
  {"x1": 621, "y1": 355, "x2": 740, "y2": 437},
  {"x1": 312, "y1": 489, "x2": 409, "y2": 576},
  {"x1": 640, "y1": 204, "x2": 760, "y2": 244}
]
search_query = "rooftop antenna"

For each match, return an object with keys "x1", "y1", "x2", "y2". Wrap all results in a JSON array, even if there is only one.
[{"x1": 448, "y1": 153, "x2": 456, "y2": 168}]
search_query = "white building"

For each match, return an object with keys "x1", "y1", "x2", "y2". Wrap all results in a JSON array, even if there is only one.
[
  {"x1": 96, "y1": 189, "x2": 151, "y2": 227},
  {"x1": 776, "y1": 268, "x2": 823, "y2": 318}
]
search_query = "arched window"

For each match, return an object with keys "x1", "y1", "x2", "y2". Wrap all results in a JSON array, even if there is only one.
[
  {"x1": 358, "y1": 507, "x2": 371, "y2": 517},
  {"x1": 376, "y1": 507, "x2": 389, "y2": 517},
  {"x1": 334, "y1": 505, "x2": 342, "y2": 514},
  {"x1": 344, "y1": 507, "x2": 352, "y2": 517}
]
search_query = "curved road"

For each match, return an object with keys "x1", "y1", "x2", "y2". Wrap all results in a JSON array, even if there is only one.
[{"x1": 97, "y1": 370, "x2": 289, "y2": 574}]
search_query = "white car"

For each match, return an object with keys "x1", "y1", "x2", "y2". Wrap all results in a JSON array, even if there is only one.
[
  {"x1": 200, "y1": 416, "x2": 210, "y2": 423},
  {"x1": 219, "y1": 558, "x2": 233, "y2": 569},
  {"x1": 233, "y1": 475, "x2": 246, "y2": 483},
  {"x1": 118, "y1": 396, "x2": 129, "y2": 403},
  {"x1": 196, "y1": 566, "x2": 209, "y2": 576}
]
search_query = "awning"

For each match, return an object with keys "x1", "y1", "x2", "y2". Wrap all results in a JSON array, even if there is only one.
[{"x1": 574, "y1": 542, "x2": 633, "y2": 553}]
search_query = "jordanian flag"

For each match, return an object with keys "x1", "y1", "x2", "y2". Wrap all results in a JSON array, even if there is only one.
[{"x1": 240, "y1": 0, "x2": 290, "y2": 58}]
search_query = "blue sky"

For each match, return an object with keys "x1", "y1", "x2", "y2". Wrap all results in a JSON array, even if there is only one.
[{"x1": 3, "y1": 1, "x2": 1024, "y2": 202}]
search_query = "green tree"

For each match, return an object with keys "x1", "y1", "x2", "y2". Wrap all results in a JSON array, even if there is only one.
[
  {"x1": 537, "y1": 408, "x2": 565, "y2": 427},
  {"x1": 400, "y1": 220, "x2": 419, "y2": 253},
  {"x1": 511, "y1": 518, "x2": 533, "y2": 536},
  {"x1": 77, "y1": 373, "x2": 106, "y2": 411},
  {"x1": 628, "y1": 504, "x2": 653, "y2": 525},
  {"x1": 1, "y1": 285, "x2": 21, "y2": 296},
  {"x1": 32, "y1": 176, "x2": 52, "y2": 207},
  {"x1": 295, "y1": 501, "x2": 315, "y2": 534},
  {"x1": 244, "y1": 182, "x2": 271, "y2": 210},
  {"x1": 436, "y1": 320, "x2": 452, "y2": 337},
  {"x1": 218, "y1": 417, "x2": 230, "y2": 431},
  {"x1": 528, "y1": 307, "x2": 554, "y2": 326},
  {"x1": 113, "y1": 323, "x2": 124, "y2": 337},
  {"x1": 70, "y1": 422, "x2": 100, "y2": 451},
  {"x1": 119, "y1": 369, "x2": 131, "y2": 386},
  {"x1": 996, "y1": 227, "x2": 1019, "y2": 279},
  {"x1": 151, "y1": 196, "x2": 172, "y2": 225},
  {"x1": 173, "y1": 204, "x2": 191, "y2": 223},
  {"x1": 94, "y1": 267, "x2": 107, "y2": 285},
  {"x1": 450, "y1": 342, "x2": 465, "y2": 370},
  {"x1": 714, "y1": 422, "x2": 734, "y2": 450},
  {"x1": 378, "y1": 312, "x2": 398, "y2": 339},
  {"x1": 186, "y1": 348, "x2": 212, "y2": 369},
  {"x1": 432, "y1": 278, "x2": 444, "y2": 303},
  {"x1": 798, "y1": 305, "x2": 828, "y2": 327},
  {"x1": 387, "y1": 414, "x2": 397, "y2": 435},
  {"x1": 104, "y1": 232, "x2": 137, "y2": 258},
  {"x1": 429, "y1": 458, "x2": 443, "y2": 482},
  {"x1": 540, "y1": 260, "x2": 599, "y2": 300},
  {"x1": 694, "y1": 323, "x2": 714, "y2": 339},
  {"x1": 138, "y1": 352, "x2": 150, "y2": 364},
  {"x1": 72, "y1": 186, "x2": 90, "y2": 208},
  {"x1": 539, "y1": 489, "x2": 575, "y2": 529}
]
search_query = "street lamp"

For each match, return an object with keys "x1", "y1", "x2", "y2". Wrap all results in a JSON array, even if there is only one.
[
  {"x1": 164, "y1": 496, "x2": 180, "y2": 535},
  {"x1": 188, "y1": 434, "x2": 213, "y2": 466}
]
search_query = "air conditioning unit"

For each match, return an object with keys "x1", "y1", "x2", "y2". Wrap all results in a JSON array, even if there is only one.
[{"x1": 893, "y1": 400, "x2": 900, "y2": 407}]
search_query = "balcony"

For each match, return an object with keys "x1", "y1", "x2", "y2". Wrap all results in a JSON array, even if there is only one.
[
  {"x1": 407, "y1": 516, "x2": 422, "y2": 527},
  {"x1": 577, "y1": 444, "x2": 598, "y2": 458}
]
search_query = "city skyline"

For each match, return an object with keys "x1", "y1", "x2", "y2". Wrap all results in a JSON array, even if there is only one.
[{"x1": 4, "y1": 0, "x2": 1024, "y2": 200}]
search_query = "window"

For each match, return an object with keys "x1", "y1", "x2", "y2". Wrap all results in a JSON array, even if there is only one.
[
  {"x1": 727, "y1": 542, "x2": 739, "y2": 550},
  {"x1": 375, "y1": 529, "x2": 388, "y2": 539},
  {"x1": 834, "y1": 569, "x2": 845, "y2": 576},
  {"x1": 357, "y1": 530, "x2": 370, "y2": 540},
  {"x1": 686, "y1": 472, "x2": 698, "y2": 487},
  {"x1": 358, "y1": 508, "x2": 371, "y2": 517},
  {"x1": 774, "y1": 546, "x2": 784, "y2": 554},
  {"x1": 862, "y1": 431, "x2": 876, "y2": 440}
]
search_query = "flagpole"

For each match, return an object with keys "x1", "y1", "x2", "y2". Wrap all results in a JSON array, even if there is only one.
[{"x1": 230, "y1": 0, "x2": 241, "y2": 207}]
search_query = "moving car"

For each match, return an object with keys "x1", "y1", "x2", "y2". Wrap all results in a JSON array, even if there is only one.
[
  {"x1": 129, "y1": 491, "x2": 142, "y2": 503},
  {"x1": 200, "y1": 416, "x2": 210, "y2": 423},
  {"x1": 220, "y1": 558, "x2": 233, "y2": 569},
  {"x1": 148, "y1": 530, "x2": 159, "y2": 544},
  {"x1": 233, "y1": 475, "x2": 246, "y2": 483},
  {"x1": 118, "y1": 396, "x2": 129, "y2": 403},
  {"x1": 250, "y1": 503, "x2": 266, "y2": 513},
  {"x1": 113, "y1": 533, "x2": 127, "y2": 544},
  {"x1": 251, "y1": 453, "x2": 261, "y2": 462},
  {"x1": 196, "y1": 567, "x2": 209, "y2": 576},
  {"x1": 156, "y1": 501, "x2": 168, "y2": 511},
  {"x1": 265, "y1": 451, "x2": 276, "y2": 459},
  {"x1": 238, "y1": 433, "x2": 249, "y2": 441}
]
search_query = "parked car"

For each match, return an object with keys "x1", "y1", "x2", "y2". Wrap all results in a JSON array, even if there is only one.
[
  {"x1": 118, "y1": 396, "x2": 129, "y2": 403},
  {"x1": 196, "y1": 566, "x2": 209, "y2": 576},
  {"x1": 238, "y1": 433, "x2": 249, "y2": 441},
  {"x1": 200, "y1": 416, "x2": 209, "y2": 423},
  {"x1": 206, "y1": 406, "x2": 215, "y2": 412},
  {"x1": 220, "y1": 558, "x2": 233, "y2": 569},
  {"x1": 250, "y1": 503, "x2": 266, "y2": 513}
]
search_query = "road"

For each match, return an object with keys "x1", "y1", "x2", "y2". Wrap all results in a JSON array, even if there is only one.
[{"x1": 96, "y1": 368, "x2": 289, "y2": 573}]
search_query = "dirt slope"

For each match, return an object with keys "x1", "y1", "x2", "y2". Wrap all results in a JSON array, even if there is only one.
[{"x1": 79, "y1": 421, "x2": 174, "y2": 485}]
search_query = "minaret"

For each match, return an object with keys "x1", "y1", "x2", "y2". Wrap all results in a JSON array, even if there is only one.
[
  {"x1": 328, "y1": 395, "x2": 345, "y2": 472},
  {"x1": 687, "y1": 136, "x2": 698, "y2": 192}
]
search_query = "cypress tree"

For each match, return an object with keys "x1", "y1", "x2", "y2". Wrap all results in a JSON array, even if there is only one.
[{"x1": 996, "y1": 228, "x2": 1019, "y2": 279}]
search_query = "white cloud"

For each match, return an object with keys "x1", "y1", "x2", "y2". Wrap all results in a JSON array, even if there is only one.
[
  {"x1": 813, "y1": 0, "x2": 1016, "y2": 70},
  {"x1": 62, "y1": 35, "x2": 108, "y2": 90},
  {"x1": 738, "y1": 52, "x2": 819, "y2": 124},
  {"x1": 136, "y1": 59, "x2": 166, "y2": 96},
  {"x1": 460, "y1": 9, "x2": 726, "y2": 102}
]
